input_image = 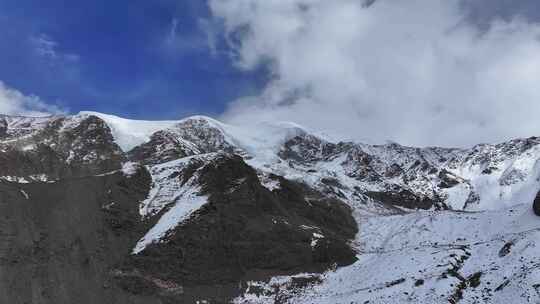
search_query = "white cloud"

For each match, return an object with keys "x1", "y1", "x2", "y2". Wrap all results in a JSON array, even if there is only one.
[
  {"x1": 209, "y1": 0, "x2": 540, "y2": 147},
  {"x1": 0, "y1": 81, "x2": 64, "y2": 116}
]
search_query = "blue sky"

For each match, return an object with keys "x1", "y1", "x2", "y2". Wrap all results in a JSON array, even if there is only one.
[
  {"x1": 0, "y1": 0, "x2": 267, "y2": 119},
  {"x1": 0, "y1": 0, "x2": 539, "y2": 123}
]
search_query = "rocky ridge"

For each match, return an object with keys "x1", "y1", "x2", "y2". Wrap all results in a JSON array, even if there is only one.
[{"x1": 0, "y1": 111, "x2": 540, "y2": 303}]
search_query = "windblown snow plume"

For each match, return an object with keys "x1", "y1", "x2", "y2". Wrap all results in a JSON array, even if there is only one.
[
  {"x1": 0, "y1": 81, "x2": 63, "y2": 116},
  {"x1": 209, "y1": 0, "x2": 540, "y2": 147}
]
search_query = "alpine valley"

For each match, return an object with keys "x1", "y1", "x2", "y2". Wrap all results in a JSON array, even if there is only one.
[{"x1": 1, "y1": 111, "x2": 540, "y2": 304}]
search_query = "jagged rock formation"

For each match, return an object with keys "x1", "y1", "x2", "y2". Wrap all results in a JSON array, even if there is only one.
[{"x1": 0, "y1": 111, "x2": 540, "y2": 303}]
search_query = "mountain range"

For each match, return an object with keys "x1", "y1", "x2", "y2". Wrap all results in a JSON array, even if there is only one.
[{"x1": 1, "y1": 111, "x2": 539, "y2": 303}]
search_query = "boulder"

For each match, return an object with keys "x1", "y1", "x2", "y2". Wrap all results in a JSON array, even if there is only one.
[
  {"x1": 0, "y1": 118, "x2": 7, "y2": 138},
  {"x1": 533, "y1": 191, "x2": 540, "y2": 216}
]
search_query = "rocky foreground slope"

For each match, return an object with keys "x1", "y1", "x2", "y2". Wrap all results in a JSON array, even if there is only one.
[{"x1": 0, "y1": 112, "x2": 540, "y2": 303}]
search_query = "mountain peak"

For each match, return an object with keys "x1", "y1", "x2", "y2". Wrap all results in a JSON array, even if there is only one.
[
  {"x1": 77, "y1": 111, "x2": 179, "y2": 151},
  {"x1": 2, "y1": 109, "x2": 540, "y2": 303}
]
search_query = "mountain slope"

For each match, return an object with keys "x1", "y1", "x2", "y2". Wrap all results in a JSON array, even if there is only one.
[
  {"x1": 90, "y1": 111, "x2": 540, "y2": 213},
  {"x1": 0, "y1": 165, "x2": 153, "y2": 304},
  {"x1": 0, "y1": 111, "x2": 539, "y2": 303},
  {"x1": 121, "y1": 152, "x2": 357, "y2": 303},
  {"x1": 235, "y1": 203, "x2": 540, "y2": 304}
]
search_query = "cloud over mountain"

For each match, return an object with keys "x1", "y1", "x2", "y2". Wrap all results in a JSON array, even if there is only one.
[
  {"x1": 0, "y1": 81, "x2": 63, "y2": 116},
  {"x1": 210, "y1": 0, "x2": 540, "y2": 147}
]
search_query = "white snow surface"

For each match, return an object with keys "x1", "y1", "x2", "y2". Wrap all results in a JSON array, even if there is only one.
[
  {"x1": 235, "y1": 203, "x2": 540, "y2": 303},
  {"x1": 121, "y1": 162, "x2": 139, "y2": 177},
  {"x1": 138, "y1": 153, "x2": 217, "y2": 218},
  {"x1": 78, "y1": 111, "x2": 311, "y2": 158},
  {"x1": 132, "y1": 185, "x2": 207, "y2": 254},
  {"x1": 132, "y1": 155, "x2": 215, "y2": 254},
  {"x1": 78, "y1": 111, "x2": 178, "y2": 151}
]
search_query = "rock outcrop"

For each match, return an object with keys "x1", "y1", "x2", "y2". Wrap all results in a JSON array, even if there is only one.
[
  {"x1": 533, "y1": 191, "x2": 540, "y2": 216},
  {"x1": 0, "y1": 118, "x2": 7, "y2": 138},
  {"x1": 120, "y1": 153, "x2": 357, "y2": 302},
  {"x1": 0, "y1": 115, "x2": 124, "y2": 180}
]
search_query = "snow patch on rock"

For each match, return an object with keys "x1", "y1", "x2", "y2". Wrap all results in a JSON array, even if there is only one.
[
  {"x1": 132, "y1": 183, "x2": 207, "y2": 254},
  {"x1": 121, "y1": 162, "x2": 139, "y2": 177},
  {"x1": 138, "y1": 153, "x2": 216, "y2": 218},
  {"x1": 78, "y1": 111, "x2": 178, "y2": 151}
]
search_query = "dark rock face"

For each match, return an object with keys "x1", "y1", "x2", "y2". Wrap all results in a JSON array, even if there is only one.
[
  {"x1": 278, "y1": 136, "x2": 445, "y2": 210},
  {"x1": 0, "y1": 167, "x2": 153, "y2": 304},
  {"x1": 343, "y1": 147, "x2": 383, "y2": 183},
  {"x1": 121, "y1": 154, "x2": 358, "y2": 303},
  {"x1": 0, "y1": 114, "x2": 153, "y2": 303},
  {"x1": 0, "y1": 118, "x2": 7, "y2": 138},
  {"x1": 52, "y1": 115, "x2": 125, "y2": 174},
  {"x1": 128, "y1": 130, "x2": 200, "y2": 165},
  {"x1": 0, "y1": 115, "x2": 124, "y2": 180},
  {"x1": 279, "y1": 134, "x2": 338, "y2": 164},
  {"x1": 170, "y1": 117, "x2": 236, "y2": 153},
  {"x1": 533, "y1": 191, "x2": 540, "y2": 216},
  {"x1": 365, "y1": 188, "x2": 435, "y2": 210},
  {"x1": 128, "y1": 117, "x2": 242, "y2": 166},
  {"x1": 438, "y1": 169, "x2": 462, "y2": 188}
]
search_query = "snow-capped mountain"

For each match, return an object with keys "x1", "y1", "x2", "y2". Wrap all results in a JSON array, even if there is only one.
[{"x1": 0, "y1": 111, "x2": 539, "y2": 303}]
